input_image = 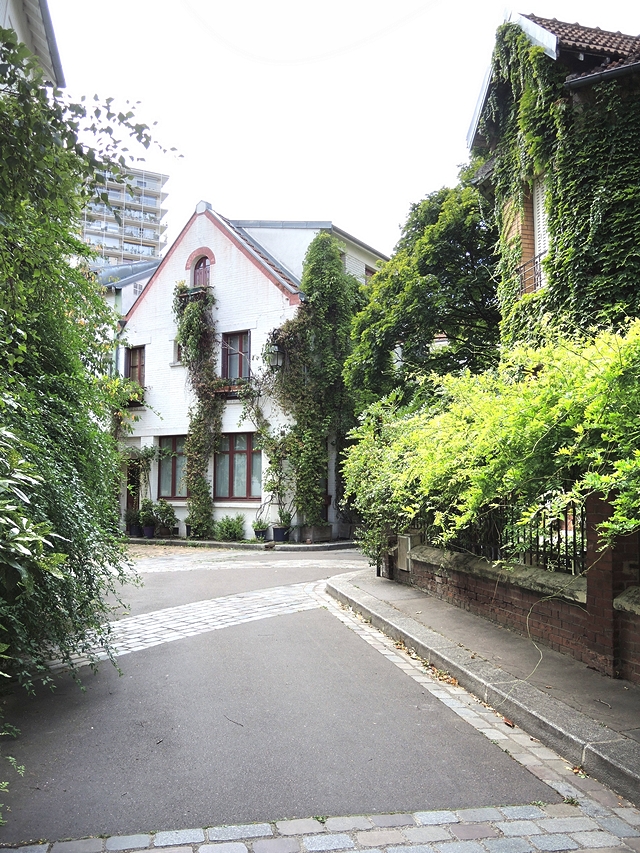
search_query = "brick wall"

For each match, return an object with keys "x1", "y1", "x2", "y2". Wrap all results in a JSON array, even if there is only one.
[
  {"x1": 398, "y1": 497, "x2": 640, "y2": 683},
  {"x1": 406, "y1": 558, "x2": 593, "y2": 664},
  {"x1": 618, "y1": 612, "x2": 640, "y2": 682},
  {"x1": 502, "y1": 192, "x2": 535, "y2": 265},
  {"x1": 520, "y1": 190, "x2": 535, "y2": 264}
]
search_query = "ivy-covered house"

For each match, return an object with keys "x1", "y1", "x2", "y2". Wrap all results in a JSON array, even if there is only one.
[
  {"x1": 383, "y1": 14, "x2": 640, "y2": 686},
  {"x1": 118, "y1": 200, "x2": 386, "y2": 541},
  {"x1": 468, "y1": 13, "x2": 640, "y2": 344}
]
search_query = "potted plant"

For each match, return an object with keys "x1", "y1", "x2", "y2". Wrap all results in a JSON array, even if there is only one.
[
  {"x1": 155, "y1": 499, "x2": 178, "y2": 537},
  {"x1": 124, "y1": 506, "x2": 142, "y2": 538},
  {"x1": 273, "y1": 507, "x2": 292, "y2": 543},
  {"x1": 139, "y1": 498, "x2": 157, "y2": 539},
  {"x1": 252, "y1": 517, "x2": 269, "y2": 541}
]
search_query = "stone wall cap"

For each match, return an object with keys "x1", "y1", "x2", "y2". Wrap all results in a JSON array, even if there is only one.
[
  {"x1": 613, "y1": 586, "x2": 640, "y2": 616},
  {"x1": 408, "y1": 544, "x2": 586, "y2": 603}
]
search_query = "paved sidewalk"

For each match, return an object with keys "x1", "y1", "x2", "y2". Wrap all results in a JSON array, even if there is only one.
[{"x1": 325, "y1": 570, "x2": 640, "y2": 806}]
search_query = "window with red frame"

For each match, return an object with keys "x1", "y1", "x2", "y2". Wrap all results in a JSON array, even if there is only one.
[
  {"x1": 158, "y1": 436, "x2": 187, "y2": 498},
  {"x1": 222, "y1": 332, "x2": 250, "y2": 380},
  {"x1": 193, "y1": 256, "x2": 210, "y2": 287},
  {"x1": 214, "y1": 433, "x2": 261, "y2": 499},
  {"x1": 125, "y1": 346, "x2": 145, "y2": 386}
]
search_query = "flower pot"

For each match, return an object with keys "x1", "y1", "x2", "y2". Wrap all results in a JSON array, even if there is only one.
[
  {"x1": 273, "y1": 525, "x2": 289, "y2": 542},
  {"x1": 142, "y1": 524, "x2": 155, "y2": 539},
  {"x1": 130, "y1": 523, "x2": 143, "y2": 538},
  {"x1": 253, "y1": 528, "x2": 267, "y2": 540}
]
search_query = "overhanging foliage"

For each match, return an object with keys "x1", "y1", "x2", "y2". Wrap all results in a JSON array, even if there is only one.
[
  {"x1": 343, "y1": 323, "x2": 640, "y2": 563},
  {"x1": 0, "y1": 26, "x2": 155, "y2": 691}
]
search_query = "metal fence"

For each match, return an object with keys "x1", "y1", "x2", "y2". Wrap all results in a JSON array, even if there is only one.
[{"x1": 445, "y1": 500, "x2": 587, "y2": 575}]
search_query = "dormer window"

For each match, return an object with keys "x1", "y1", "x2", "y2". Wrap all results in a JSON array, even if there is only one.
[{"x1": 194, "y1": 256, "x2": 210, "y2": 288}]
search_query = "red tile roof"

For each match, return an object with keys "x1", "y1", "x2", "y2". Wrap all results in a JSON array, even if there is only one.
[{"x1": 522, "y1": 13, "x2": 640, "y2": 58}]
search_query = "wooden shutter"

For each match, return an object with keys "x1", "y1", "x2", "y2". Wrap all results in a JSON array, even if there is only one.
[{"x1": 533, "y1": 177, "x2": 549, "y2": 257}]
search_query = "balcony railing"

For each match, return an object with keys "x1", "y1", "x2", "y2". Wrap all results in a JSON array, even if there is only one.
[{"x1": 517, "y1": 252, "x2": 547, "y2": 295}]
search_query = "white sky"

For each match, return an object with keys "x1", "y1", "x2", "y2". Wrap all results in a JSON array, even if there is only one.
[{"x1": 48, "y1": 0, "x2": 639, "y2": 257}]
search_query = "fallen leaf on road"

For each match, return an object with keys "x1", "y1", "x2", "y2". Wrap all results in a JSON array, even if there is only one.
[{"x1": 503, "y1": 717, "x2": 515, "y2": 727}]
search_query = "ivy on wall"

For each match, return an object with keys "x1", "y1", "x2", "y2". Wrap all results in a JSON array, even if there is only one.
[
  {"x1": 478, "y1": 23, "x2": 640, "y2": 344},
  {"x1": 172, "y1": 281, "x2": 223, "y2": 538},
  {"x1": 242, "y1": 233, "x2": 361, "y2": 527}
]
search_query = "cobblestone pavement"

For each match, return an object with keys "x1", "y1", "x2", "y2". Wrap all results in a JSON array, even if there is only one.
[
  {"x1": 50, "y1": 582, "x2": 324, "y2": 667},
  {"x1": 125, "y1": 545, "x2": 368, "y2": 574},
  {"x1": 6, "y1": 787, "x2": 640, "y2": 853},
  {"x1": 36, "y1": 563, "x2": 640, "y2": 851}
]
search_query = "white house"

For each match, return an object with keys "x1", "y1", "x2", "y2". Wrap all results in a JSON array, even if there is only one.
[{"x1": 118, "y1": 200, "x2": 387, "y2": 540}]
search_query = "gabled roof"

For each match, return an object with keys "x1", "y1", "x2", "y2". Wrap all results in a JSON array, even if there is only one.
[
  {"x1": 229, "y1": 218, "x2": 390, "y2": 264},
  {"x1": 468, "y1": 13, "x2": 640, "y2": 149},
  {"x1": 522, "y1": 14, "x2": 640, "y2": 59},
  {"x1": 220, "y1": 215, "x2": 301, "y2": 292},
  {"x1": 125, "y1": 202, "x2": 303, "y2": 322},
  {"x1": 125, "y1": 201, "x2": 388, "y2": 323}
]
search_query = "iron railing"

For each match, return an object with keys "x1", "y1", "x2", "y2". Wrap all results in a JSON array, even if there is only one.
[
  {"x1": 442, "y1": 499, "x2": 586, "y2": 575},
  {"x1": 517, "y1": 252, "x2": 547, "y2": 295}
]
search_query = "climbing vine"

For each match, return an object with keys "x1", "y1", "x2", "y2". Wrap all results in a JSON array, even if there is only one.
[
  {"x1": 477, "y1": 23, "x2": 640, "y2": 344},
  {"x1": 172, "y1": 281, "x2": 224, "y2": 538},
  {"x1": 241, "y1": 233, "x2": 361, "y2": 526}
]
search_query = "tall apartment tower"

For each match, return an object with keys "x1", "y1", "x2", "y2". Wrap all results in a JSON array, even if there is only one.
[{"x1": 82, "y1": 167, "x2": 169, "y2": 266}]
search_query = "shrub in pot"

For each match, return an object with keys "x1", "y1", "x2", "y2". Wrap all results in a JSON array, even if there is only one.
[
  {"x1": 125, "y1": 507, "x2": 142, "y2": 537},
  {"x1": 252, "y1": 513, "x2": 269, "y2": 541},
  {"x1": 139, "y1": 498, "x2": 157, "y2": 539},
  {"x1": 155, "y1": 499, "x2": 178, "y2": 536},
  {"x1": 273, "y1": 508, "x2": 292, "y2": 542}
]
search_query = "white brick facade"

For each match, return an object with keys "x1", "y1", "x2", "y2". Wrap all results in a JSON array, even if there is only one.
[{"x1": 119, "y1": 202, "x2": 386, "y2": 539}]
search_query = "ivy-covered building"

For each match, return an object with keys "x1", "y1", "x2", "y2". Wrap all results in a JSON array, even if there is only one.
[
  {"x1": 118, "y1": 200, "x2": 386, "y2": 541},
  {"x1": 468, "y1": 13, "x2": 640, "y2": 343},
  {"x1": 384, "y1": 14, "x2": 640, "y2": 686}
]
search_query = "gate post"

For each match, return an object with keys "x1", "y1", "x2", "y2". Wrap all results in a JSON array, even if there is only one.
[{"x1": 585, "y1": 494, "x2": 640, "y2": 677}]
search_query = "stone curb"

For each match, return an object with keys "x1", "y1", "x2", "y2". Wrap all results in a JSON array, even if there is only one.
[
  {"x1": 127, "y1": 539, "x2": 357, "y2": 552},
  {"x1": 325, "y1": 575, "x2": 640, "y2": 808},
  {"x1": 5, "y1": 803, "x2": 640, "y2": 852}
]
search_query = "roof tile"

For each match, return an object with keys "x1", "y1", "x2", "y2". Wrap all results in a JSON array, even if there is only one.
[{"x1": 523, "y1": 13, "x2": 640, "y2": 58}]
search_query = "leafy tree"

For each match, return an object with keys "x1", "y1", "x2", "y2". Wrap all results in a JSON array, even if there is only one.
[
  {"x1": 0, "y1": 26, "x2": 152, "y2": 690},
  {"x1": 344, "y1": 181, "x2": 500, "y2": 411}
]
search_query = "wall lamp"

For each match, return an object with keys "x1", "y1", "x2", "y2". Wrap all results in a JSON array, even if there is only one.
[{"x1": 267, "y1": 344, "x2": 285, "y2": 369}]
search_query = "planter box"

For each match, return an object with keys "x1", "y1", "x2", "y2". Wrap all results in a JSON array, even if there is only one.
[{"x1": 299, "y1": 524, "x2": 332, "y2": 544}]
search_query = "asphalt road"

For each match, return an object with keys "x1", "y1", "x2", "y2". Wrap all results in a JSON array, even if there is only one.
[{"x1": 0, "y1": 547, "x2": 556, "y2": 844}]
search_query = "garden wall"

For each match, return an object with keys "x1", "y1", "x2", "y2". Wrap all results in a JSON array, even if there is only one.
[{"x1": 387, "y1": 494, "x2": 640, "y2": 683}]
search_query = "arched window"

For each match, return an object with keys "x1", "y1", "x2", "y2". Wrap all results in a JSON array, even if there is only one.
[{"x1": 194, "y1": 256, "x2": 210, "y2": 287}]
